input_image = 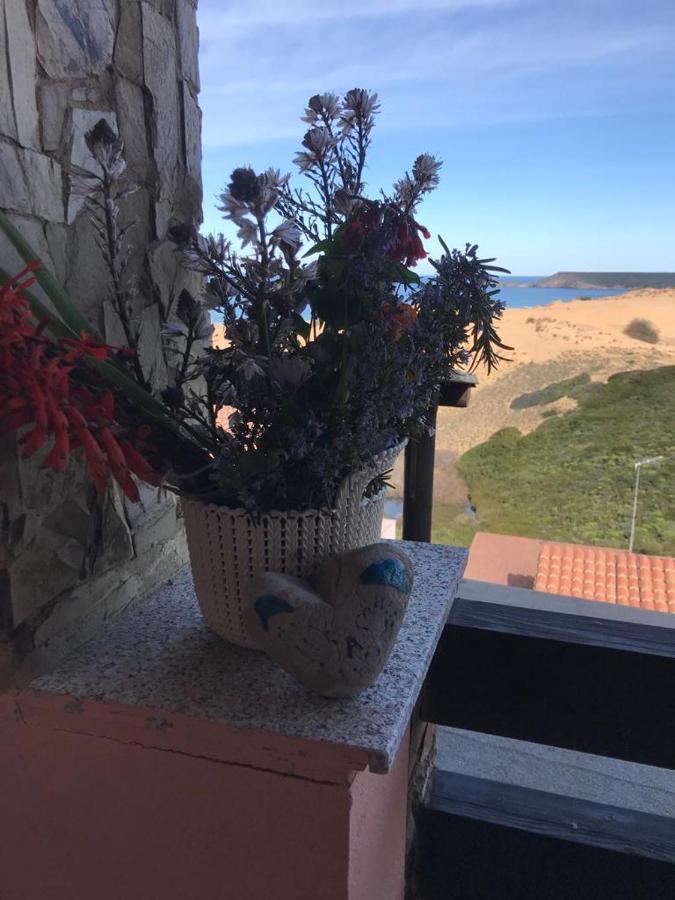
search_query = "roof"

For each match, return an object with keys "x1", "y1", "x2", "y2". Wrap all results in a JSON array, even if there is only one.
[
  {"x1": 464, "y1": 532, "x2": 675, "y2": 614},
  {"x1": 535, "y1": 542, "x2": 675, "y2": 613}
]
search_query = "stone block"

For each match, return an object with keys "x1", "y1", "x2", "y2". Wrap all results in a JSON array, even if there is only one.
[
  {"x1": 0, "y1": 2, "x2": 16, "y2": 141},
  {"x1": 181, "y1": 81, "x2": 201, "y2": 185},
  {"x1": 64, "y1": 209, "x2": 114, "y2": 321},
  {"x1": 36, "y1": 0, "x2": 116, "y2": 79},
  {"x1": 113, "y1": 76, "x2": 151, "y2": 178},
  {"x1": 92, "y1": 490, "x2": 135, "y2": 579},
  {"x1": 17, "y1": 448, "x2": 86, "y2": 515},
  {"x1": 0, "y1": 143, "x2": 29, "y2": 213},
  {"x1": 114, "y1": 1, "x2": 144, "y2": 83},
  {"x1": 131, "y1": 503, "x2": 178, "y2": 557},
  {"x1": 21, "y1": 151, "x2": 64, "y2": 222},
  {"x1": 3, "y1": 213, "x2": 58, "y2": 283},
  {"x1": 141, "y1": 2, "x2": 180, "y2": 226},
  {"x1": 31, "y1": 567, "x2": 120, "y2": 652},
  {"x1": 3, "y1": 0, "x2": 40, "y2": 149},
  {"x1": 37, "y1": 82, "x2": 71, "y2": 153},
  {"x1": 25, "y1": 526, "x2": 188, "y2": 681},
  {"x1": 10, "y1": 539, "x2": 82, "y2": 627},
  {"x1": 176, "y1": 0, "x2": 200, "y2": 92},
  {"x1": 2, "y1": 148, "x2": 65, "y2": 222},
  {"x1": 147, "y1": 239, "x2": 180, "y2": 316},
  {"x1": 43, "y1": 499, "x2": 94, "y2": 548},
  {"x1": 137, "y1": 302, "x2": 169, "y2": 388},
  {"x1": 45, "y1": 222, "x2": 68, "y2": 283},
  {"x1": 124, "y1": 482, "x2": 174, "y2": 530}
]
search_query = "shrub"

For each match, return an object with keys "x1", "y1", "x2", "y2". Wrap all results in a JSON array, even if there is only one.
[
  {"x1": 510, "y1": 373, "x2": 590, "y2": 409},
  {"x1": 624, "y1": 318, "x2": 659, "y2": 344}
]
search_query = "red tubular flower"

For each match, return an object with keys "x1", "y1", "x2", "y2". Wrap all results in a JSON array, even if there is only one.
[
  {"x1": 118, "y1": 439, "x2": 162, "y2": 487},
  {"x1": 343, "y1": 218, "x2": 365, "y2": 250},
  {"x1": 0, "y1": 268, "x2": 162, "y2": 500},
  {"x1": 61, "y1": 332, "x2": 113, "y2": 362},
  {"x1": 99, "y1": 426, "x2": 139, "y2": 502}
]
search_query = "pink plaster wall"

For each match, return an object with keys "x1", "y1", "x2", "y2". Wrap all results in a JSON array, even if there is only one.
[
  {"x1": 348, "y1": 728, "x2": 409, "y2": 900},
  {"x1": 0, "y1": 703, "x2": 410, "y2": 899}
]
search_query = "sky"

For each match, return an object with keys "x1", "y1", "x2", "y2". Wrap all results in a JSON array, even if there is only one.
[{"x1": 196, "y1": 0, "x2": 675, "y2": 275}]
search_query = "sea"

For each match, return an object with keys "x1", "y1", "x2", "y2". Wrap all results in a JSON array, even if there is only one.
[
  {"x1": 496, "y1": 276, "x2": 624, "y2": 309},
  {"x1": 211, "y1": 276, "x2": 625, "y2": 325}
]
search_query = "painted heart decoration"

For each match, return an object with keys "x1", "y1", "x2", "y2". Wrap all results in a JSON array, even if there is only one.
[{"x1": 244, "y1": 543, "x2": 414, "y2": 698}]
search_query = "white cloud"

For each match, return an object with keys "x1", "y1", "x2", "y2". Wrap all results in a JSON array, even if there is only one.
[
  {"x1": 197, "y1": 0, "x2": 515, "y2": 34},
  {"x1": 197, "y1": 0, "x2": 675, "y2": 148}
]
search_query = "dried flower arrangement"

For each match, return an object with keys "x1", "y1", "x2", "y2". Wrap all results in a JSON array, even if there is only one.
[{"x1": 0, "y1": 90, "x2": 509, "y2": 515}]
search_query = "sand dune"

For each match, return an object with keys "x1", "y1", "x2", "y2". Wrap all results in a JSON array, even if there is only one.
[{"x1": 435, "y1": 288, "x2": 675, "y2": 460}]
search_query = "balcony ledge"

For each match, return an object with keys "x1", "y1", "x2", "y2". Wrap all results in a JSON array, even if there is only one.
[{"x1": 14, "y1": 540, "x2": 467, "y2": 776}]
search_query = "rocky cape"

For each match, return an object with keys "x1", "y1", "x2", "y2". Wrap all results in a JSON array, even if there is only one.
[{"x1": 532, "y1": 272, "x2": 675, "y2": 290}]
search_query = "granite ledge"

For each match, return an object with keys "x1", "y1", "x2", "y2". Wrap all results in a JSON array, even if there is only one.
[{"x1": 22, "y1": 541, "x2": 467, "y2": 774}]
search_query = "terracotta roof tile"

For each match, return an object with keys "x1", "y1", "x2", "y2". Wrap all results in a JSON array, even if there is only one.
[{"x1": 535, "y1": 542, "x2": 675, "y2": 612}]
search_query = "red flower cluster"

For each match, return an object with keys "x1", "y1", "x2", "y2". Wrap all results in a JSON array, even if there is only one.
[
  {"x1": 0, "y1": 266, "x2": 161, "y2": 502},
  {"x1": 387, "y1": 217, "x2": 430, "y2": 267},
  {"x1": 342, "y1": 205, "x2": 383, "y2": 250},
  {"x1": 342, "y1": 205, "x2": 429, "y2": 268}
]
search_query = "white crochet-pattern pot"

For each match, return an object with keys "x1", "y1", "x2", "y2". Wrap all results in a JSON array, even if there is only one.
[{"x1": 182, "y1": 441, "x2": 406, "y2": 648}]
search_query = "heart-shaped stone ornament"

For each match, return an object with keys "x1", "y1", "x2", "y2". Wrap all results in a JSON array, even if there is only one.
[{"x1": 244, "y1": 543, "x2": 414, "y2": 698}]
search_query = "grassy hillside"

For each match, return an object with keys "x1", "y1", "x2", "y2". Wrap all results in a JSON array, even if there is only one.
[{"x1": 437, "y1": 367, "x2": 675, "y2": 555}]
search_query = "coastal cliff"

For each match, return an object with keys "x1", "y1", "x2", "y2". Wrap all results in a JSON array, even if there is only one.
[{"x1": 533, "y1": 272, "x2": 675, "y2": 290}]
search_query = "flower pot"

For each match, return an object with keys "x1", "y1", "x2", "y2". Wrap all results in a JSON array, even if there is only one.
[{"x1": 181, "y1": 441, "x2": 406, "y2": 648}]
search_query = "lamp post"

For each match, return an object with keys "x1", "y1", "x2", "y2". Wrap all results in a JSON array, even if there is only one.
[{"x1": 628, "y1": 455, "x2": 665, "y2": 552}]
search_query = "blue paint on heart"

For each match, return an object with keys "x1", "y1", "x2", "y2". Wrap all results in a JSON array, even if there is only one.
[
  {"x1": 360, "y1": 558, "x2": 410, "y2": 594},
  {"x1": 254, "y1": 595, "x2": 293, "y2": 631}
]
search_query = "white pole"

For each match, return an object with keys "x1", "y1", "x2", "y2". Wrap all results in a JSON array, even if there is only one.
[
  {"x1": 628, "y1": 463, "x2": 641, "y2": 553},
  {"x1": 628, "y1": 454, "x2": 667, "y2": 552}
]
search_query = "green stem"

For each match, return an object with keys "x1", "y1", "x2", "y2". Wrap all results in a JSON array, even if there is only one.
[{"x1": 0, "y1": 211, "x2": 101, "y2": 340}]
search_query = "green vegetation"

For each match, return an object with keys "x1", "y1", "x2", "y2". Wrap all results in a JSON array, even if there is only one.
[
  {"x1": 624, "y1": 318, "x2": 660, "y2": 345},
  {"x1": 510, "y1": 373, "x2": 590, "y2": 409},
  {"x1": 434, "y1": 367, "x2": 675, "y2": 554},
  {"x1": 431, "y1": 502, "x2": 480, "y2": 547}
]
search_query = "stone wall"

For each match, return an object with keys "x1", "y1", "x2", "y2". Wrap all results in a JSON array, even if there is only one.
[{"x1": 0, "y1": 0, "x2": 202, "y2": 686}]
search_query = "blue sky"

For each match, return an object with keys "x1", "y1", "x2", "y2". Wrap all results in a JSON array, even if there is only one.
[{"x1": 196, "y1": 0, "x2": 675, "y2": 275}]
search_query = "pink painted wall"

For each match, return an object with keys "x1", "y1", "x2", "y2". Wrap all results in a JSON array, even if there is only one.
[
  {"x1": 0, "y1": 700, "x2": 410, "y2": 900},
  {"x1": 349, "y1": 728, "x2": 409, "y2": 900}
]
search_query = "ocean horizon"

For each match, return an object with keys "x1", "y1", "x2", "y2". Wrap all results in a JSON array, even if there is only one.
[
  {"x1": 210, "y1": 276, "x2": 627, "y2": 324},
  {"x1": 496, "y1": 276, "x2": 624, "y2": 309}
]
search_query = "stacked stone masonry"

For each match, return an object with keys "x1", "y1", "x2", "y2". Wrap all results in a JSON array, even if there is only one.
[{"x1": 0, "y1": 0, "x2": 202, "y2": 686}]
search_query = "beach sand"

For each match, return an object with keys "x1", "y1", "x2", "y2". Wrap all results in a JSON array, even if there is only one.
[{"x1": 438, "y1": 288, "x2": 675, "y2": 446}]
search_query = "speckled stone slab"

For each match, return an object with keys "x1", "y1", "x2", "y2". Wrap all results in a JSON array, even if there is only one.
[{"x1": 27, "y1": 541, "x2": 467, "y2": 773}]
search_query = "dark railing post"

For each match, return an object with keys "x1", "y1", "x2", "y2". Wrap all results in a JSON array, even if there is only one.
[
  {"x1": 401, "y1": 374, "x2": 476, "y2": 543},
  {"x1": 402, "y1": 405, "x2": 438, "y2": 543}
]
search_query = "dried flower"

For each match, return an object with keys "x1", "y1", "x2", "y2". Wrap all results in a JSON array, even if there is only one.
[
  {"x1": 302, "y1": 93, "x2": 341, "y2": 124},
  {"x1": 228, "y1": 167, "x2": 260, "y2": 204},
  {"x1": 272, "y1": 219, "x2": 301, "y2": 251},
  {"x1": 84, "y1": 118, "x2": 126, "y2": 179}
]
